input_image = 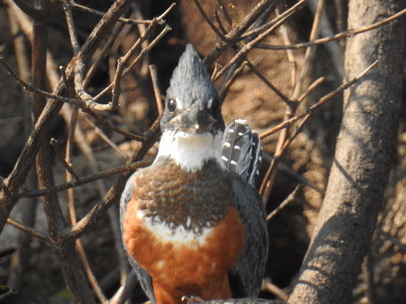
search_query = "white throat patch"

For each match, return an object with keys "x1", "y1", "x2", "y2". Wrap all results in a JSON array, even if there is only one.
[{"x1": 155, "y1": 130, "x2": 224, "y2": 171}]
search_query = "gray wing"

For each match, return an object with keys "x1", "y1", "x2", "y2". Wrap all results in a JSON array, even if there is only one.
[
  {"x1": 222, "y1": 119, "x2": 262, "y2": 186},
  {"x1": 120, "y1": 172, "x2": 156, "y2": 304},
  {"x1": 231, "y1": 176, "x2": 269, "y2": 297}
]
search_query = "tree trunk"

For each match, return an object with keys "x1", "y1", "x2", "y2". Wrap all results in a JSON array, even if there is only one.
[{"x1": 288, "y1": 0, "x2": 406, "y2": 303}]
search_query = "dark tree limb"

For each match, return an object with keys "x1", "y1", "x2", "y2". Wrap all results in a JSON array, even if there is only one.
[
  {"x1": 288, "y1": 1, "x2": 406, "y2": 303},
  {"x1": 12, "y1": 0, "x2": 45, "y2": 20},
  {"x1": 0, "y1": 0, "x2": 133, "y2": 234}
]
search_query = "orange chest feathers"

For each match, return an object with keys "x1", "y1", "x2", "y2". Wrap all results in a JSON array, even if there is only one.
[{"x1": 122, "y1": 160, "x2": 246, "y2": 304}]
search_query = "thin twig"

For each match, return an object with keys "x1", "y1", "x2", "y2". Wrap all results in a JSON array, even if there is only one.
[
  {"x1": 59, "y1": 65, "x2": 69, "y2": 87},
  {"x1": 375, "y1": 225, "x2": 406, "y2": 253},
  {"x1": 256, "y1": 8, "x2": 406, "y2": 50},
  {"x1": 61, "y1": 101, "x2": 141, "y2": 287},
  {"x1": 129, "y1": 25, "x2": 172, "y2": 72},
  {"x1": 50, "y1": 138, "x2": 81, "y2": 181},
  {"x1": 262, "y1": 153, "x2": 325, "y2": 194},
  {"x1": 259, "y1": 4, "x2": 303, "y2": 201},
  {"x1": 0, "y1": 54, "x2": 101, "y2": 105},
  {"x1": 218, "y1": 61, "x2": 247, "y2": 101},
  {"x1": 214, "y1": 10, "x2": 228, "y2": 35},
  {"x1": 65, "y1": 0, "x2": 161, "y2": 112},
  {"x1": 94, "y1": 6, "x2": 174, "y2": 101},
  {"x1": 0, "y1": 0, "x2": 135, "y2": 237},
  {"x1": 77, "y1": 236, "x2": 108, "y2": 303},
  {"x1": 70, "y1": 1, "x2": 154, "y2": 24},
  {"x1": 61, "y1": 0, "x2": 81, "y2": 54},
  {"x1": 263, "y1": 278, "x2": 289, "y2": 302},
  {"x1": 213, "y1": 0, "x2": 304, "y2": 80},
  {"x1": 205, "y1": 0, "x2": 296, "y2": 65},
  {"x1": 59, "y1": 103, "x2": 108, "y2": 303},
  {"x1": 217, "y1": 53, "x2": 246, "y2": 99},
  {"x1": 216, "y1": 0, "x2": 233, "y2": 26},
  {"x1": 292, "y1": 0, "x2": 324, "y2": 100},
  {"x1": 297, "y1": 76, "x2": 325, "y2": 102},
  {"x1": 193, "y1": 0, "x2": 226, "y2": 39},
  {"x1": 61, "y1": 0, "x2": 97, "y2": 115},
  {"x1": 362, "y1": 250, "x2": 377, "y2": 304},
  {"x1": 6, "y1": 216, "x2": 47, "y2": 240},
  {"x1": 20, "y1": 160, "x2": 152, "y2": 198},
  {"x1": 0, "y1": 288, "x2": 17, "y2": 301},
  {"x1": 84, "y1": 117, "x2": 128, "y2": 160},
  {"x1": 84, "y1": 110, "x2": 145, "y2": 142},
  {"x1": 309, "y1": 0, "x2": 344, "y2": 78},
  {"x1": 149, "y1": 64, "x2": 163, "y2": 115},
  {"x1": 83, "y1": 25, "x2": 121, "y2": 88},
  {"x1": 66, "y1": 114, "x2": 161, "y2": 241},
  {"x1": 277, "y1": 8, "x2": 297, "y2": 88},
  {"x1": 133, "y1": 5, "x2": 151, "y2": 77},
  {"x1": 0, "y1": 54, "x2": 145, "y2": 142},
  {"x1": 241, "y1": 0, "x2": 307, "y2": 41},
  {"x1": 246, "y1": 60, "x2": 292, "y2": 106},
  {"x1": 267, "y1": 185, "x2": 301, "y2": 221},
  {"x1": 108, "y1": 271, "x2": 138, "y2": 304},
  {"x1": 111, "y1": 25, "x2": 172, "y2": 110},
  {"x1": 259, "y1": 60, "x2": 379, "y2": 140},
  {"x1": 280, "y1": 77, "x2": 326, "y2": 152},
  {"x1": 112, "y1": 3, "x2": 176, "y2": 86}
]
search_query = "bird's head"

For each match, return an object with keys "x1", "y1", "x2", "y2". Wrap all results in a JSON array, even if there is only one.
[
  {"x1": 156, "y1": 44, "x2": 225, "y2": 171},
  {"x1": 160, "y1": 44, "x2": 224, "y2": 135}
]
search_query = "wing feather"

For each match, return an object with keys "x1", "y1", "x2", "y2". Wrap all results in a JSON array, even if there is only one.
[
  {"x1": 120, "y1": 172, "x2": 156, "y2": 304},
  {"x1": 231, "y1": 176, "x2": 268, "y2": 297}
]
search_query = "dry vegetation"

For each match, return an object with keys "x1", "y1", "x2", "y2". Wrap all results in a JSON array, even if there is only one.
[{"x1": 0, "y1": 0, "x2": 405, "y2": 303}]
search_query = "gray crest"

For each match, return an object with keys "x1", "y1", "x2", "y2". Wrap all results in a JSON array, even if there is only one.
[{"x1": 166, "y1": 44, "x2": 217, "y2": 106}]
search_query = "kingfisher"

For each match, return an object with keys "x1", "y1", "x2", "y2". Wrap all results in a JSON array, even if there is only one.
[{"x1": 120, "y1": 44, "x2": 268, "y2": 304}]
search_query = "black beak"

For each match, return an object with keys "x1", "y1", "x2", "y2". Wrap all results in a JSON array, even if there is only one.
[{"x1": 175, "y1": 103, "x2": 215, "y2": 134}]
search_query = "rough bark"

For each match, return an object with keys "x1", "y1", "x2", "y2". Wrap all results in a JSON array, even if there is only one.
[
  {"x1": 288, "y1": 0, "x2": 406, "y2": 303},
  {"x1": 373, "y1": 166, "x2": 406, "y2": 302}
]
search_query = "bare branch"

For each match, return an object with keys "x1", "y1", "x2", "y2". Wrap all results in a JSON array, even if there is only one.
[
  {"x1": 267, "y1": 185, "x2": 302, "y2": 221},
  {"x1": 66, "y1": 115, "x2": 161, "y2": 241},
  {"x1": 263, "y1": 278, "x2": 289, "y2": 302},
  {"x1": 204, "y1": 0, "x2": 307, "y2": 65},
  {"x1": 213, "y1": 0, "x2": 305, "y2": 80},
  {"x1": 218, "y1": 61, "x2": 247, "y2": 101},
  {"x1": 246, "y1": 60, "x2": 292, "y2": 106},
  {"x1": 256, "y1": 8, "x2": 406, "y2": 50},
  {"x1": 361, "y1": 251, "x2": 377, "y2": 304},
  {"x1": 20, "y1": 160, "x2": 152, "y2": 198},
  {"x1": 70, "y1": 1, "x2": 154, "y2": 24},
  {"x1": 6, "y1": 216, "x2": 47, "y2": 240},
  {"x1": 0, "y1": 0, "x2": 135, "y2": 234},
  {"x1": 259, "y1": 60, "x2": 379, "y2": 140},
  {"x1": 0, "y1": 287, "x2": 17, "y2": 301},
  {"x1": 108, "y1": 271, "x2": 138, "y2": 304},
  {"x1": 149, "y1": 64, "x2": 164, "y2": 115},
  {"x1": 0, "y1": 54, "x2": 145, "y2": 142},
  {"x1": 291, "y1": 0, "x2": 325, "y2": 100},
  {"x1": 11, "y1": 0, "x2": 44, "y2": 20},
  {"x1": 193, "y1": 0, "x2": 226, "y2": 39},
  {"x1": 50, "y1": 138, "x2": 81, "y2": 181},
  {"x1": 240, "y1": 0, "x2": 306, "y2": 41},
  {"x1": 375, "y1": 226, "x2": 406, "y2": 253}
]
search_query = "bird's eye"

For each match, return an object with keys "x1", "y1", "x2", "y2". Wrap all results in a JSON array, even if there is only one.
[
  {"x1": 167, "y1": 99, "x2": 177, "y2": 112},
  {"x1": 210, "y1": 98, "x2": 220, "y2": 112}
]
